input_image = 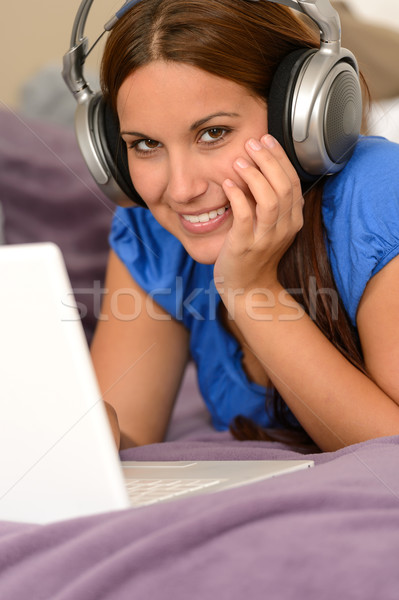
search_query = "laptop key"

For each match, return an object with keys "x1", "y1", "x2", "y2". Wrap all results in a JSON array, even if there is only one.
[{"x1": 125, "y1": 478, "x2": 222, "y2": 507}]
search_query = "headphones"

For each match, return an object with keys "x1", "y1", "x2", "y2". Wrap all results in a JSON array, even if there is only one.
[{"x1": 62, "y1": 0, "x2": 363, "y2": 206}]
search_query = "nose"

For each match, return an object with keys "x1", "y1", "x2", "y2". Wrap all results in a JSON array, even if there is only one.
[{"x1": 165, "y1": 152, "x2": 208, "y2": 205}]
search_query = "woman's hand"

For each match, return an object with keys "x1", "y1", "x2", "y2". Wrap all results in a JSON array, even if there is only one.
[
  {"x1": 104, "y1": 401, "x2": 121, "y2": 449},
  {"x1": 214, "y1": 134, "x2": 304, "y2": 298}
]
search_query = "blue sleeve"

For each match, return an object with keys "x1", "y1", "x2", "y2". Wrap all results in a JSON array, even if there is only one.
[{"x1": 322, "y1": 136, "x2": 399, "y2": 326}]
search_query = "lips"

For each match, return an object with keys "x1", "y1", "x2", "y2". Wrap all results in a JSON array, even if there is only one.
[
  {"x1": 182, "y1": 204, "x2": 229, "y2": 224},
  {"x1": 178, "y1": 204, "x2": 231, "y2": 234}
]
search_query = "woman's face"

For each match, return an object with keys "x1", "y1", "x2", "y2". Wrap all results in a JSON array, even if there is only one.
[{"x1": 117, "y1": 61, "x2": 268, "y2": 264}]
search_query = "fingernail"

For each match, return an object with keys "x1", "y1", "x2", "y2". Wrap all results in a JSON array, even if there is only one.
[
  {"x1": 224, "y1": 178, "x2": 236, "y2": 187},
  {"x1": 235, "y1": 158, "x2": 250, "y2": 168},
  {"x1": 248, "y1": 138, "x2": 262, "y2": 151},
  {"x1": 262, "y1": 134, "x2": 276, "y2": 149}
]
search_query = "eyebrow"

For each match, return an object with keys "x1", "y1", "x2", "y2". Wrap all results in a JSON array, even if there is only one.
[
  {"x1": 120, "y1": 112, "x2": 241, "y2": 138},
  {"x1": 189, "y1": 112, "x2": 240, "y2": 131}
]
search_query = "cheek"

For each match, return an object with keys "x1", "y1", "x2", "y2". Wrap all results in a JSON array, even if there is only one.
[
  {"x1": 209, "y1": 148, "x2": 242, "y2": 185},
  {"x1": 127, "y1": 159, "x2": 165, "y2": 205},
  {"x1": 216, "y1": 145, "x2": 252, "y2": 193}
]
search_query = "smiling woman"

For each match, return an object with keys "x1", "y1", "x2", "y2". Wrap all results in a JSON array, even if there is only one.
[
  {"x1": 116, "y1": 61, "x2": 269, "y2": 263},
  {"x1": 88, "y1": 0, "x2": 399, "y2": 452}
]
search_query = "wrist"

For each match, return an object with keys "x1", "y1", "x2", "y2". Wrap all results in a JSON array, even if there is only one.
[{"x1": 221, "y1": 283, "x2": 305, "y2": 324}]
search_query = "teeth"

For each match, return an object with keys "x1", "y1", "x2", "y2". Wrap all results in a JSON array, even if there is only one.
[{"x1": 183, "y1": 205, "x2": 229, "y2": 224}]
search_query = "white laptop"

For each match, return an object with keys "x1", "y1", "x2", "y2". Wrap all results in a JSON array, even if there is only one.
[{"x1": 0, "y1": 243, "x2": 313, "y2": 524}]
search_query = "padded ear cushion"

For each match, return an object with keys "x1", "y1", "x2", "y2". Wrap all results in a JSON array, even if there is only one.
[
  {"x1": 268, "y1": 48, "x2": 317, "y2": 182},
  {"x1": 97, "y1": 98, "x2": 147, "y2": 207}
]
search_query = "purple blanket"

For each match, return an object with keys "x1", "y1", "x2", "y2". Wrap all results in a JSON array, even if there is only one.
[
  {"x1": 1, "y1": 433, "x2": 399, "y2": 600},
  {"x1": 1, "y1": 110, "x2": 399, "y2": 599}
]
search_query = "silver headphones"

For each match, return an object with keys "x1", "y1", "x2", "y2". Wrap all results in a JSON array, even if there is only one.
[{"x1": 62, "y1": 0, "x2": 362, "y2": 206}]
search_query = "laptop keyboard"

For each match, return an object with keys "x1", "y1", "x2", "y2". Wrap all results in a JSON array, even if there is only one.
[{"x1": 125, "y1": 477, "x2": 222, "y2": 507}]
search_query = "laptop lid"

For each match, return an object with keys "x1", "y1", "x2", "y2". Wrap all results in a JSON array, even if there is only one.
[{"x1": 0, "y1": 243, "x2": 131, "y2": 523}]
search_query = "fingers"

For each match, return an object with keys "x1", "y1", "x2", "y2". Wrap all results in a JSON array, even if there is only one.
[
  {"x1": 222, "y1": 178, "x2": 256, "y2": 251},
  {"x1": 250, "y1": 135, "x2": 301, "y2": 195},
  {"x1": 218, "y1": 135, "x2": 304, "y2": 290},
  {"x1": 228, "y1": 134, "x2": 304, "y2": 236}
]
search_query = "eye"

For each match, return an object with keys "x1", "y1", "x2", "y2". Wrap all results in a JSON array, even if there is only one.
[
  {"x1": 199, "y1": 127, "x2": 230, "y2": 144},
  {"x1": 129, "y1": 138, "x2": 162, "y2": 155}
]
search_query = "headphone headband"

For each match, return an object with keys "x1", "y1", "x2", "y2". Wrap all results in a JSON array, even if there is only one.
[
  {"x1": 62, "y1": 0, "x2": 362, "y2": 205},
  {"x1": 63, "y1": 0, "x2": 342, "y2": 103}
]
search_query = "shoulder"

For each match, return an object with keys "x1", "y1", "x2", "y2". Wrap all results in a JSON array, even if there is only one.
[
  {"x1": 324, "y1": 136, "x2": 399, "y2": 198},
  {"x1": 322, "y1": 136, "x2": 399, "y2": 325},
  {"x1": 323, "y1": 136, "x2": 399, "y2": 242},
  {"x1": 348, "y1": 134, "x2": 399, "y2": 166}
]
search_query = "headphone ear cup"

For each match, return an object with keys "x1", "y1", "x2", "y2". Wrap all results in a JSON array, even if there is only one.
[
  {"x1": 320, "y1": 65, "x2": 362, "y2": 166},
  {"x1": 268, "y1": 47, "x2": 362, "y2": 182},
  {"x1": 97, "y1": 98, "x2": 147, "y2": 207},
  {"x1": 268, "y1": 48, "x2": 317, "y2": 181}
]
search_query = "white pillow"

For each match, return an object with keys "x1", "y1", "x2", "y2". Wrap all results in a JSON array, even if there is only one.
[{"x1": 368, "y1": 98, "x2": 399, "y2": 144}]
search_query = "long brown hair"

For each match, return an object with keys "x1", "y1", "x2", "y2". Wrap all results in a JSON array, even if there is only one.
[{"x1": 101, "y1": 0, "x2": 366, "y2": 441}]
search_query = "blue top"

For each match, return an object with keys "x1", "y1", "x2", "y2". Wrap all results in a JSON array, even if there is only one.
[
  {"x1": 109, "y1": 136, "x2": 399, "y2": 430},
  {"x1": 322, "y1": 136, "x2": 399, "y2": 325}
]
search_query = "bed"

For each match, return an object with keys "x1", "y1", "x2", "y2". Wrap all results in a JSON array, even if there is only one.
[
  {"x1": 1, "y1": 102, "x2": 399, "y2": 600},
  {"x1": 1, "y1": 419, "x2": 399, "y2": 599},
  {"x1": 1, "y1": 5, "x2": 399, "y2": 595}
]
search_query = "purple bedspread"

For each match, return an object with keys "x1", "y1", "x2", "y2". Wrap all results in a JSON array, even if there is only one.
[
  {"x1": 2, "y1": 109, "x2": 399, "y2": 599},
  {"x1": 1, "y1": 432, "x2": 399, "y2": 600},
  {"x1": 1, "y1": 105, "x2": 399, "y2": 595}
]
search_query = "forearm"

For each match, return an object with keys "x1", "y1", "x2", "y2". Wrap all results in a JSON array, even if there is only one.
[{"x1": 228, "y1": 284, "x2": 399, "y2": 451}]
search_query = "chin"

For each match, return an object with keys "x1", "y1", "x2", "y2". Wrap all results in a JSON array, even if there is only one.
[
  {"x1": 185, "y1": 248, "x2": 217, "y2": 265},
  {"x1": 182, "y1": 238, "x2": 223, "y2": 265}
]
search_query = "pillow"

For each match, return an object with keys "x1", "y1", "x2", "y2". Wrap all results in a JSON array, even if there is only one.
[
  {"x1": 368, "y1": 98, "x2": 399, "y2": 144},
  {"x1": 0, "y1": 109, "x2": 116, "y2": 343}
]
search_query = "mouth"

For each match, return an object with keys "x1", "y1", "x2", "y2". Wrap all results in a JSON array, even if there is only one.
[
  {"x1": 178, "y1": 203, "x2": 231, "y2": 234},
  {"x1": 181, "y1": 204, "x2": 230, "y2": 224}
]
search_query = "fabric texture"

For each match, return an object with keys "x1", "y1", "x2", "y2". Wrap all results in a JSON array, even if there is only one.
[
  {"x1": 0, "y1": 362, "x2": 398, "y2": 600},
  {"x1": 1, "y1": 432, "x2": 399, "y2": 600},
  {"x1": 0, "y1": 109, "x2": 115, "y2": 343}
]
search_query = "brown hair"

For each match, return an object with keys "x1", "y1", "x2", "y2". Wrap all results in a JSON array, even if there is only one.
[
  {"x1": 101, "y1": 0, "x2": 366, "y2": 442},
  {"x1": 101, "y1": 0, "x2": 318, "y2": 109}
]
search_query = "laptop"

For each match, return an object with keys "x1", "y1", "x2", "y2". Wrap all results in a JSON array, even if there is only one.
[{"x1": 0, "y1": 243, "x2": 314, "y2": 524}]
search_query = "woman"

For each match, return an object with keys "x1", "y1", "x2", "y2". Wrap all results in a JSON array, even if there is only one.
[{"x1": 91, "y1": 0, "x2": 399, "y2": 452}]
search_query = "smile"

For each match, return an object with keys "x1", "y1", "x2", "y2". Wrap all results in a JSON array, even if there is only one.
[{"x1": 182, "y1": 204, "x2": 229, "y2": 224}]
